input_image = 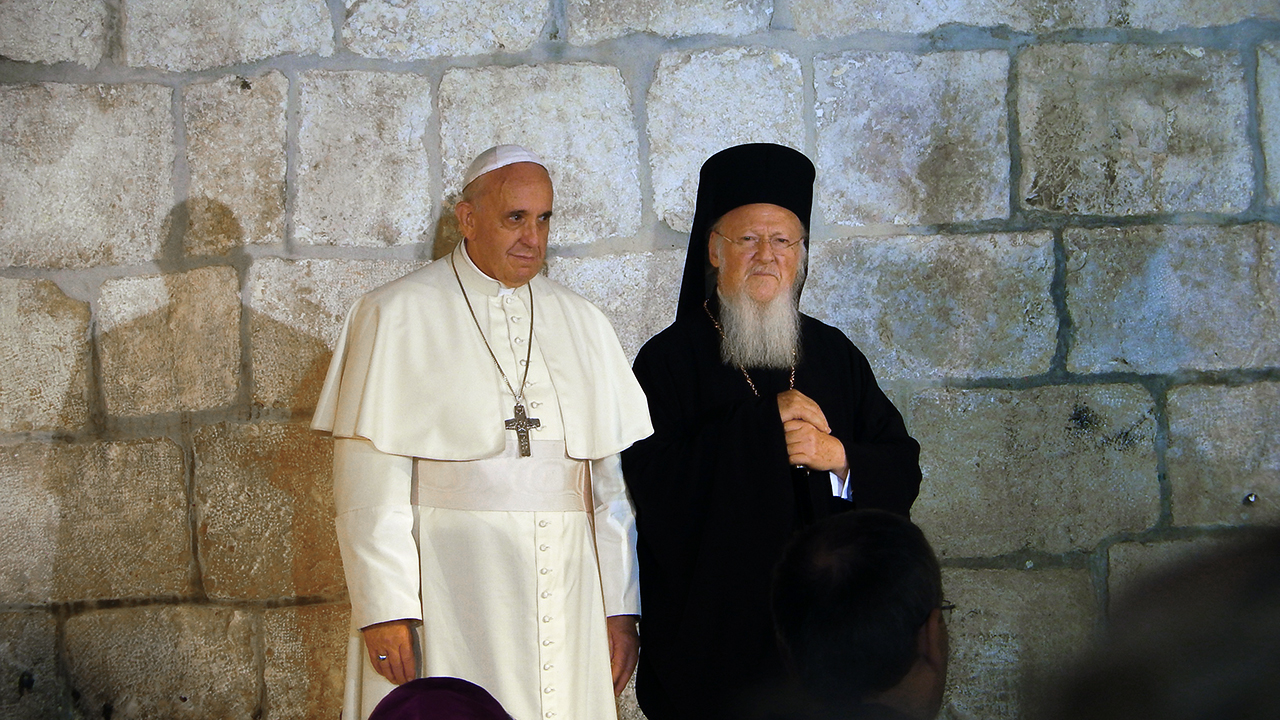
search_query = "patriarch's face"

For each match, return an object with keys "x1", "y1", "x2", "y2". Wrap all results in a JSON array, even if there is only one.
[{"x1": 708, "y1": 203, "x2": 805, "y2": 304}]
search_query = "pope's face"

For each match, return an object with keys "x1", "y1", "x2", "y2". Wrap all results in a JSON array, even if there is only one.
[
  {"x1": 708, "y1": 203, "x2": 805, "y2": 304},
  {"x1": 455, "y1": 162, "x2": 553, "y2": 287}
]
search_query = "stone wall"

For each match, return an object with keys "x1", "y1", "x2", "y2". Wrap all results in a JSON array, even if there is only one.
[{"x1": 2, "y1": 1, "x2": 1278, "y2": 719}]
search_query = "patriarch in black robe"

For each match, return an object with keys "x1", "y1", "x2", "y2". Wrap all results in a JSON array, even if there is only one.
[{"x1": 621, "y1": 144, "x2": 922, "y2": 719}]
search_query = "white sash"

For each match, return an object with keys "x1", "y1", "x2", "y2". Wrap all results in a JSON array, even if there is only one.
[{"x1": 412, "y1": 439, "x2": 590, "y2": 512}]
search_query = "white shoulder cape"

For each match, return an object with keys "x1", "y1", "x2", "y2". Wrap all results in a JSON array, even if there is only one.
[{"x1": 311, "y1": 250, "x2": 653, "y2": 461}]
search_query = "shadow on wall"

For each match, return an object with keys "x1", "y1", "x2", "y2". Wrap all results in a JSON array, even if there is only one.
[{"x1": 4, "y1": 198, "x2": 351, "y2": 719}]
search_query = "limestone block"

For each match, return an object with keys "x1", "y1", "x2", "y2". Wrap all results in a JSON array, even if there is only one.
[
  {"x1": 0, "y1": 0, "x2": 107, "y2": 67},
  {"x1": 566, "y1": 0, "x2": 770, "y2": 45},
  {"x1": 1066, "y1": 224, "x2": 1280, "y2": 374},
  {"x1": 0, "y1": 83, "x2": 172, "y2": 268},
  {"x1": 1167, "y1": 382, "x2": 1280, "y2": 527},
  {"x1": 802, "y1": 232, "x2": 1055, "y2": 380},
  {"x1": 439, "y1": 64, "x2": 641, "y2": 245},
  {"x1": 1107, "y1": 536, "x2": 1236, "y2": 609},
  {"x1": 194, "y1": 423, "x2": 340, "y2": 600},
  {"x1": 98, "y1": 266, "x2": 241, "y2": 416},
  {"x1": 1262, "y1": 43, "x2": 1280, "y2": 207},
  {"x1": 1019, "y1": 44, "x2": 1251, "y2": 216},
  {"x1": 0, "y1": 439, "x2": 188, "y2": 604},
  {"x1": 64, "y1": 606, "x2": 257, "y2": 718},
  {"x1": 344, "y1": 0, "x2": 544, "y2": 60},
  {"x1": 815, "y1": 51, "x2": 1009, "y2": 226},
  {"x1": 296, "y1": 71, "x2": 433, "y2": 247},
  {"x1": 122, "y1": 0, "x2": 333, "y2": 72},
  {"x1": 184, "y1": 72, "x2": 288, "y2": 255},
  {"x1": 1119, "y1": 0, "x2": 1280, "y2": 30},
  {"x1": 262, "y1": 604, "x2": 350, "y2": 720},
  {"x1": 942, "y1": 568, "x2": 1095, "y2": 720},
  {"x1": 0, "y1": 279, "x2": 90, "y2": 432},
  {"x1": 548, "y1": 249, "x2": 684, "y2": 362},
  {"x1": 912, "y1": 386, "x2": 1159, "y2": 557},
  {"x1": 647, "y1": 48, "x2": 805, "y2": 234},
  {"x1": 0, "y1": 611, "x2": 65, "y2": 720},
  {"x1": 248, "y1": 257, "x2": 422, "y2": 409},
  {"x1": 791, "y1": 0, "x2": 1108, "y2": 35}
]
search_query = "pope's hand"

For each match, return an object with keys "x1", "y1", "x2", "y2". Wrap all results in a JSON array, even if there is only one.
[
  {"x1": 607, "y1": 614, "x2": 640, "y2": 696},
  {"x1": 362, "y1": 619, "x2": 416, "y2": 685}
]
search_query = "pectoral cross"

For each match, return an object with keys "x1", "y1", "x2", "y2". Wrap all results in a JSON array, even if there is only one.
[{"x1": 505, "y1": 403, "x2": 541, "y2": 457}]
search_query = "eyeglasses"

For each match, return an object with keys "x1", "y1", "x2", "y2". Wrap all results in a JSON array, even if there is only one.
[
  {"x1": 939, "y1": 600, "x2": 956, "y2": 621},
  {"x1": 712, "y1": 230, "x2": 804, "y2": 253}
]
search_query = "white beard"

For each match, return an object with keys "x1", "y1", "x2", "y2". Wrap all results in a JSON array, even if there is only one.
[{"x1": 717, "y1": 283, "x2": 802, "y2": 370}]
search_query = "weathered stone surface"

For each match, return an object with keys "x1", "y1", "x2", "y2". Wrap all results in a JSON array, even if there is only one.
[
  {"x1": 98, "y1": 266, "x2": 242, "y2": 416},
  {"x1": 0, "y1": 439, "x2": 187, "y2": 604},
  {"x1": 262, "y1": 604, "x2": 349, "y2": 720},
  {"x1": 194, "y1": 422, "x2": 342, "y2": 600},
  {"x1": 791, "y1": 0, "x2": 1107, "y2": 34},
  {"x1": 64, "y1": 606, "x2": 257, "y2": 718},
  {"x1": 0, "y1": 278, "x2": 90, "y2": 432},
  {"x1": 647, "y1": 47, "x2": 805, "y2": 233},
  {"x1": 122, "y1": 0, "x2": 333, "y2": 72},
  {"x1": 1120, "y1": 0, "x2": 1280, "y2": 30},
  {"x1": 1262, "y1": 43, "x2": 1280, "y2": 207},
  {"x1": 802, "y1": 232, "x2": 1055, "y2": 379},
  {"x1": 248, "y1": 257, "x2": 422, "y2": 409},
  {"x1": 184, "y1": 72, "x2": 288, "y2": 255},
  {"x1": 943, "y1": 568, "x2": 1095, "y2": 720},
  {"x1": 1066, "y1": 224, "x2": 1280, "y2": 374},
  {"x1": 566, "y1": 0, "x2": 771, "y2": 45},
  {"x1": 0, "y1": 83, "x2": 172, "y2": 268},
  {"x1": 1019, "y1": 44, "x2": 1251, "y2": 216},
  {"x1": 0, "y1": 611, "x2": 66, "y2": 720},
  {"x1": 912, "y1": 386, "x2": 1159, "y2": 557},
  {"x1": 549, "y1": 249, "x2": 684, "y2": 362},
  {"x1": 344, "y1": 0, "x2": 543, "y2": 59},
  {"x1": 0, "y1": 0, "x2": 108, "y2": 67},
  {"x1": 1167, "y1": 382, "x2": 1280, "y2": 527},
  {"x1": 296, "y1": 71, "x2": 433, "y2": 247},
  {"x1": 618, "y1": 674, "x2": 642, "y2": 720},
  {"x1": 439, "y1": 64, "x2": 640, "y2": 245},
  {"x1": 1108, "y1": 535, "x2": 1236, "y2": 609},
  {"x1": 815, "y1": 51, "x2": 1009, "y2": 226}
]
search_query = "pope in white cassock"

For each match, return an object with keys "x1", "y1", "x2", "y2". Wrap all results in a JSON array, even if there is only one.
[{"x1": 311, "y1": 145, "x2": 654, "y2": 720}]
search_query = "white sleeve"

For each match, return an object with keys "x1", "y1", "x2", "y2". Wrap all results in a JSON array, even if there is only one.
[
  {"x1": 830, "y1": 471, "x2": 852, "y2": 500},
  {"x1": 332, "y1": 436, "x2": 423, "y2": 629},
  {"x1": 590, "y1": 453, "x2": 641, "y2": 617}
]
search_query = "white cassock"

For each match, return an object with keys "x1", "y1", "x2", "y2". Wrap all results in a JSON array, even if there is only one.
[{"x1": 312, "y1": 241, "x2": 653, "y2": 720}]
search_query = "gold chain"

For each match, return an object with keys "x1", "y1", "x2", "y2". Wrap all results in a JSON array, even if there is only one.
[
  {"x1": 451, "y1": 251, "x2": 535, "y2": 404},
  {"x1": 703, "y1": 299, "x2": 795, "y2": 398}
]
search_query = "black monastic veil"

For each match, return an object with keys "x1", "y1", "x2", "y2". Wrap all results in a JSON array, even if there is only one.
[{"x1": 621, "y1": 143, "x2": 923, "y2": 720}]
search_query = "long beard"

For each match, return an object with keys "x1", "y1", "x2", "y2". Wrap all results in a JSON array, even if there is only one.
[{"x1": 717, "y1": 283, "x2": 802, "y2": 370}]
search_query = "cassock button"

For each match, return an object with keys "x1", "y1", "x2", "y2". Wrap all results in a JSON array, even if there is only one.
[
  {"x1": 540, "y1": 568, "x2": 551, "y2": 574},
  {"x1": 543, "y1": 663, "x2": 553, "y2": 670},
  {"x1": 542, "y1": 639, "x2": 553, "y2": 646},
  {"x1": 510, "y1": 316, "x2": 521, "y2": 322},
  {"x1": 519, "y1": 359, "x2": 528, "y2": 366},
  {"x1": 530, "y1": 400, "x2": 541, "y2": 408},
  {"x1": 542, "y1": 615, "x2": 552, "y2": 622},
  {"x1": 539, "y1": 520, "x2": 549, "y2": 527},
  {"x1": 514, "y1": 336, "x2": 526, "y2": 344},
  {"x1": 545, "y1": 712, "x2": 555, "y2": 718},
  {"x1": 540, "y1": 544, "x2": 549, "y2": 551},
  {"x1": 543, "y1": 687, "x2": 554, "y2": 694},
  {"x1": 541, "y1": 591, "x2": 551, "y2": 598}
]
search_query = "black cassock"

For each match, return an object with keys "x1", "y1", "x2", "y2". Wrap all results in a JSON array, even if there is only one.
[{"x1": 620, "y1": 297, "x2": 922, "y2": 720}]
